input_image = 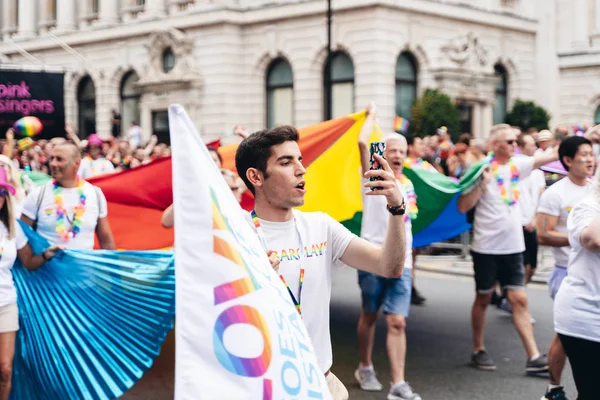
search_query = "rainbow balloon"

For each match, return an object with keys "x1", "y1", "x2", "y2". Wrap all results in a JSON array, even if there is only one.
[{"x1": 13, "y1": 116, "x2": 43, "y2": 138}]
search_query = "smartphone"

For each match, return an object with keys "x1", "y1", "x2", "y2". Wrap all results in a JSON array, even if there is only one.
[{"x1": 369, "y1": 141, "x2": 386, "y2": 190}]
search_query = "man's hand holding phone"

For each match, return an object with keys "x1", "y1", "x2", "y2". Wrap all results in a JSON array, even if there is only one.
[{"x1": 363, "y1": 153, "x2": 404, "y2": 207}]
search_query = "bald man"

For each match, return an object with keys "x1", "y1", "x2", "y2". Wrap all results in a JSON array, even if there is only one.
[{"x1": 21, "y1": 143, "x2": 115, "y2": 250}]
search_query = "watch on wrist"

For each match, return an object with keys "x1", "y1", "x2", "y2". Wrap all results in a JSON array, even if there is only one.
[
  {"x1": 42, "y1": 251, "x2": 49, "y2": 261},
  {"x1": 387, "y1": 199, "x2": 406, "y2": 216}
]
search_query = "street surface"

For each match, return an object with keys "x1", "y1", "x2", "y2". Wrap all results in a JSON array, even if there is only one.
[{"x1": 121, "y1": 263, "x2": 574, "y2": 399}]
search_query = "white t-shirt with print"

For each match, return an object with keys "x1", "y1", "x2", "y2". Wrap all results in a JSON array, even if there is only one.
[
  {"x1": 518, "y1": 169, "x2": 546, "y2": 226},
  {"x1": 78, "y1": 157, "x2": 115, "y2": 179},
  {"x1": 257, "y1": 210, "x2": 355, "y2": 373},
  {"x1": 360, "y1": 177, "x2": 413, "y2": 269},
  {"x1": 22, "y1": 181, "x2": 108, "y2": 250},
  {"x1": 554, "y1": 196, "x2": 600, "y2": 343},
  {"x1": 0, "y1": 223, "x2": 28, "y2": 307},
  {"x1": 537, "y1": 177, "x2": 590, "y2": 267},
  {"x1": 471, "y1": 156, "x2": 534, "y2": 254}
]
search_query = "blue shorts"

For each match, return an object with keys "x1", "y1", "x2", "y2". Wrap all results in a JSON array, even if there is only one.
[
  {"x1": 357, "y1": 269, "x2": 412, "y2": 317},
  {"x1": 549, "y1": 266, "x2": 568, "y2": 300}
]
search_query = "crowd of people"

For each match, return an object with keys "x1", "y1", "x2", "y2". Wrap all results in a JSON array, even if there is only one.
[{"x1": 0, "y1": 105, "x2": 597, "y2": 400}]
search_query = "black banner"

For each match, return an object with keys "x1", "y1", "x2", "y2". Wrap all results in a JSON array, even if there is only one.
[{"x1": 0, "y1": 70, "x2": 65, "y2": 140}]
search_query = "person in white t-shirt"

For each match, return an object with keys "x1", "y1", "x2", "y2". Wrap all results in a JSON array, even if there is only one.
[
  {"x1": 352, "y1": 105, "x2": 421, "y2": 400},
  {"x1": 517, "y1": 133, "x2": 547, "y2": 284},
  {"x1": 0, "y1": 167, "x2": 61, "y2": 399},
  {"x1": 77, "y1": 134, "x2": 115, "y2": 179},
  {"x1": 128, "y1": 122, "x2": 142, "y2": 149},
  {"x1": 536, "y1": 136, "x2": 594, "y2": 400},
  {"x1": 553, "y1": 170, "x2": 600, "y2": 400},
  {"x1": 20, "y1": 143, "x2": 116, "y2": 250},
  {"x1": 458, "y1": 124, "x2": 558, "y2": 373},
  {"x1": 235, "y1": 125, "x2": 406, "y2": 400}
]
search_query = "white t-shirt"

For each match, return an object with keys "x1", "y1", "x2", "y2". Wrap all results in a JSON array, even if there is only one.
[
  {"x1": 360, "y1": 177, "x2": 413, "y2": 269},
  {"x1": 537, "y1": 177, "x2": 590, "y2": 267},
  {"x1": 518, "y1": 169, "x2": 546, "y2": 226},
  {"x1": 0, "y1": 222, "x2": 28, "y2": 307},
  {"x1": 129, "y1": 125, "x2": 142, "y2": 148},
  {"x1": 78, "y1": 157, "x2": 115, "y2": 179},
  {"x1": 22, "y1": 181, "x2": 108, "y2": 250},
  {"x1": 471, "y1": 156, "x2": 534, "y2": 254},
  {"x1": 257, "y1": 210, "x2": 355, "y2": 373},
  {"x1": 554, "y1": 196, "x2": 600, "y2": 343}
]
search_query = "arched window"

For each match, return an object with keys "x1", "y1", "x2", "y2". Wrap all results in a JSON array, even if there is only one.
[
  {"x1": 77, "y1": 76, "x2": 96, "y2": 138},
  {"x1": 595, "y1": 105, "x2": 600, "y2": 125},
  {"x1": 266, "y1": 59, "x2": 294, "y2": 129},
  {"x1": 493, "y1": 64, "x2": 508, "y2": 125},
  {"x1": 395, "y1": 52, "x2": 418, "y2": 120},
  {"x1": 324, "y1": 52, "x2": 354, "y2": 120},
  {"x1": 120, "y1": 71, "x2": 140, "y2": 137}
]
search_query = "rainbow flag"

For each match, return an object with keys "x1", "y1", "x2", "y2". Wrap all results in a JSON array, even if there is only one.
[
  {"x1": 25, "y1": 111, "x2": 484, "y2": 250},
  {"x1": 394, "y1": 116, "x2": 410, "y2": 133}
]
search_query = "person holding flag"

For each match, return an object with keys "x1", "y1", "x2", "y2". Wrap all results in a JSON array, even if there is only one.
[
  {"x1": 235, "y1": 124, "x2": 406, "y2": 400},
  {"x1": 354, "y1": 104, "x2": 422, "y2": 400}
]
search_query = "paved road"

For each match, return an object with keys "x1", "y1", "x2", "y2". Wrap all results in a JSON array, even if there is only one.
[{"x1": 121, "y1": 266, "x2": 575, "y2": 399}]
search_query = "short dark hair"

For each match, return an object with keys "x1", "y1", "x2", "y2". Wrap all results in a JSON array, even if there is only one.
[
  {"x1": 458, "y1": 133, "x2": 472, "y2": 145},
  {"x1": 559, "y1": 136, "x2": 592, "y2": 171},
  {"x1": 208, "y1": 147, "x2": 223, "y2": 165},
  {"x1": 405, "y1": 135, "x2": 419, "y2": 147},
  {"x1": 235, "y1": 125, "x2": 299, "y2": 194}
]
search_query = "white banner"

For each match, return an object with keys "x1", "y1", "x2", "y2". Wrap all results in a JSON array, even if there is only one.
[{"x1": 170, "y1": 105, "x2": 331, "y2": 400}]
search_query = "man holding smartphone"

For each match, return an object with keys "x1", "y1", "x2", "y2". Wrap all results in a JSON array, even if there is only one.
[
  {"x1": 235, "y1": 124, "x2": 406, "y2": 400},
  {"x1": 354, "y1": 105, "x2": 421, "y2": 400}
]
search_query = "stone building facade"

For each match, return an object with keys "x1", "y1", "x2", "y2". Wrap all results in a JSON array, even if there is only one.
[{"x1": 0, "y1": 0, "x2": 596, "y2": 144}]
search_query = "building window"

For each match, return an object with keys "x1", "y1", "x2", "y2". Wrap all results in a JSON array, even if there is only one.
[
  {"x1": 493, "y1": 64, "x2": 508, "y2": 125},
  {"x1": 120, "y1": 71, "x2": 141, "y2": 137},
  {"x1": 266, "y1": 58, "x2": 294, "y2": 129},
  {"x1": 395, "y1": 52, "x2": 418, "y2": 120},
  {"x1": 77, "y1": 76, "x2": 96, "y2": 139},
  {"x1": 162, "y1": 48, "x2": 175, "y2": 73},
  {"x1": 595, "y1": 105, "x2": 600, "y2": 125},
  {"x1": 91, "y1": 0, "x2": 99, "y2": 14},
  {"x1": 152, "y1": 110, "x2": 170, "y2": 145},
  {"x1": 324, "y1": 52, "x2": 354, "y2": 120}
]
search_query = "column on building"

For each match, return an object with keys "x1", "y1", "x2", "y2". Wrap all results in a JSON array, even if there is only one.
[
  {"x1": 596, "y1": 0, "x2": 600, "y2": 32},
  {"x1": 56, "y1": 0, "x2": 77, "y2": 32},
  {"x1": 2, "y1": 0, "x2": 18, "y2": 35},
  {"x1": 472, "y1": 102, "x2": 482, "y2": 139},
  {"x1": 572, "y1": 0, "x2": 589, "y2": 49},
  {"x1": 481, "y1": 103, "x2": 494, "y2": 139},
  {"x1": 143, "y1": 0, "x2": 166, "y2": 18},
  {"x1": 99, "y1": 0, "x2": 119, "y2": 25},
  {"x1": 17, "y1": 0, "x2": 37, "y2": 37}
]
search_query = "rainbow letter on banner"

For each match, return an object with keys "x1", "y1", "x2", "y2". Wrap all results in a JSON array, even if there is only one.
[{"x1": 170, "y1": 104, "x2": 331, "y2": 400}]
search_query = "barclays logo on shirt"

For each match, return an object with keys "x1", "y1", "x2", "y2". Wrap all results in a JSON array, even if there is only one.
[{"x1": 272, "y1": 242, "x2": 328, "y2": 261}]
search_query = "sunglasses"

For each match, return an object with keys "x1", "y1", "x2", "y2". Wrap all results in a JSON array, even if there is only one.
[
  {"x1": 0, "y1": 189, "x2": 8, "y2": 198},
  {"x1": 504, "y1": 139, "x2": 517, "y2": 145}
]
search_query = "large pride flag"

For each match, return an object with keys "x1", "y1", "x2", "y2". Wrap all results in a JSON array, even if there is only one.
[{"x1": 28, "y1": 110, "x2": 483, "y2": 250}]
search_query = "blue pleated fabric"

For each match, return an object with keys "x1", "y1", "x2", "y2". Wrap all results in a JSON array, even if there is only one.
[{"x1": 10, "y1": 222, "x2": 175, "y2": 400}]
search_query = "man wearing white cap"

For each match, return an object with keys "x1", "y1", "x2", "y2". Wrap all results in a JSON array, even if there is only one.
[{"x1": 536, "y1": 130, "x2": 555, "y2": 155}]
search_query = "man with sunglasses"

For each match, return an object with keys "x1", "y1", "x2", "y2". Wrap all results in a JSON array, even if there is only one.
[
  {"x1": 20, "y1": 143, "x2": 116, "y2": 251},
  {"x1": 458, "y1": 124, "x2": 558, "y2": 374}
]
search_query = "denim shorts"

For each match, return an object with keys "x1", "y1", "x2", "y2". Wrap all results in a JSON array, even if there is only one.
[
  {"x1": 548, "y1": 266, "x2": 568, "y2": 300},
  {"x1": 357, "y1": 268, "x2": 412, "y2": 317}
]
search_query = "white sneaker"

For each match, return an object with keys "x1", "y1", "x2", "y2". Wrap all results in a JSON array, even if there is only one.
[
  {"x1": 354, "y1": 367, "x2": 383, "y2": 391},
  {"x1": 388, "y1": 382, "x2": 422, "y2": 400}
]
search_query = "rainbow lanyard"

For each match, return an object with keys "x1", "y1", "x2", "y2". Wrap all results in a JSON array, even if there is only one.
[{"x1": 250, "y1": 210, "x2": 305, "y2": 315}]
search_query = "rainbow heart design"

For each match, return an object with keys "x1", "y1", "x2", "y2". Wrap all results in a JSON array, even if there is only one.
[{"x1": 13, "y1": 116, "x2": 43, "y2": 138}]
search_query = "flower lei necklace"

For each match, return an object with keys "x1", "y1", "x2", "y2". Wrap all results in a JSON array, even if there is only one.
[
  {"x1": 488, "y1": 152, "x2": 519, "y2": 206},
  {"x1": 54, "y1": 178, "x2": 87, "y2": 241},
  {"x1": 397, "y1": 174, "x2": 418, "y2": 221}
]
